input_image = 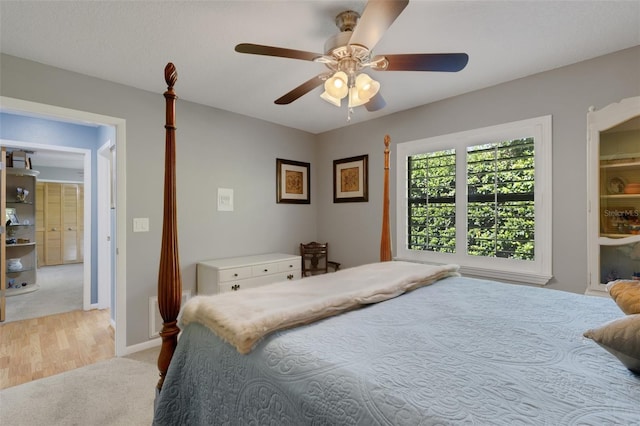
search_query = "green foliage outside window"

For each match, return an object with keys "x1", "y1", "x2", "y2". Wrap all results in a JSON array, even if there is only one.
[{"x1": 407, "y1": 138, "x2": 535, "y2": 260}]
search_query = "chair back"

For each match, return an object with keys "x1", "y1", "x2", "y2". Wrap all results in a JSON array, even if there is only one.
[{"x1": 300, "y1": 242, "x2": 329, "y2": 276}]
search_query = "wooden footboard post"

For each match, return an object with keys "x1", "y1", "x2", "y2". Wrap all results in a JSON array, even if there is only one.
[
  {"x1": 156, "y1": 63, "x2": 183, "y2": 390},
  {"x1": 380, "y1": 135, "x2": 392, "y2": 262}
]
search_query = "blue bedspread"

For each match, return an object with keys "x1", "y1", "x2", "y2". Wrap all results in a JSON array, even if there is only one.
[{"x1": 153, "y1": 276, "x2": 640, "y2": 425}]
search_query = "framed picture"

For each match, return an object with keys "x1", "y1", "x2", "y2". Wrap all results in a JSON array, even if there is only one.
[
  {"x1": 5, "y1": 207, "x2": 19, "y2": 225},
  {"x1": 333, "y1": 154, "x2": 368, "y2": 203},
  {"x1": 276, "y1": 158, "x2": 310, "y2": 204}
]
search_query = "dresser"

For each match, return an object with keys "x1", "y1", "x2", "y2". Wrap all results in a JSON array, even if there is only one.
[{"x1": 197, "y1": 253, "x2": 301, "y2": 294}]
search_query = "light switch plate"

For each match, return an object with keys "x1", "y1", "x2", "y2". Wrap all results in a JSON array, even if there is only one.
[
  {"x1": 217, "y1": 188, "x2": 234, "y2": 211},
  {"x1": 133, "y1": 217, "x2": 149, "y2": 232}
]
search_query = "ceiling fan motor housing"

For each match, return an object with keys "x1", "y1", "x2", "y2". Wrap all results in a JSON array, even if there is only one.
[{"x1": 324, "y1": 10, "x2": 372, "y2": 76}]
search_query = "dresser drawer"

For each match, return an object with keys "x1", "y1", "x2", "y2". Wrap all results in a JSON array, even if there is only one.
[
  {"x1": 277, "y1": 259, "x2": 300, "y2": 273},
  {"x1": 219, "y1": 271, "x2": 299, "y2": 293},
  {"x1": 251, "y1": 262, "x2": 279, "y2": 277},
  {"x1": 219, "y1": 266, "x2": 253, "y2": 282}
]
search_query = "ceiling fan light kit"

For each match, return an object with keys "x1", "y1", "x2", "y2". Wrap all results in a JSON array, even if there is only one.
[{"x1": 234, "y1": 0, "x2": 468, "y2": 121}]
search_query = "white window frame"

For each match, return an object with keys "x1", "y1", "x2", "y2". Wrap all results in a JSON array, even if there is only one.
[{"x1": 396, "y1": 116, "x2": 553, "y2": 285}]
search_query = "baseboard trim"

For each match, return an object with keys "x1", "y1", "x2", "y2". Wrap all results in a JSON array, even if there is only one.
[{"x1": 122, "y1": 337, "x2": 161, "y2": 356}]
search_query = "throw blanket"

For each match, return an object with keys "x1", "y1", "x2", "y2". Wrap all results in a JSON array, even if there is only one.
[{"x1": 180, "y1": 261, "x2": 460, "y2": 353}]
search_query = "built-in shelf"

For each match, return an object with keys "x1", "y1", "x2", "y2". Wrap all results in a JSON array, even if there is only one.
[
  {"x1": 6, "y1": 242, "x2": 36, "y2": 247},
  {"x1": 4, "y1": 167, "x2": 39, "y2": 294},
  {"x1": 587, "y1": 96, "x2": 640, "y2": 293}
]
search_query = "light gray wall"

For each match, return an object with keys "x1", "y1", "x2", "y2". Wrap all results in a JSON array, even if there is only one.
[
  {"x1": 1, "y1": 54, "x2": 317, "y2": 346},
  {"x1": 316, "y1": 45, "x2": 640, "y2": 294}
]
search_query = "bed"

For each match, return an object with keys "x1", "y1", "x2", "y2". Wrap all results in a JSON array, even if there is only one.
[{"x1": 153, "y1": 64, "x2": 640, "y2": 424}]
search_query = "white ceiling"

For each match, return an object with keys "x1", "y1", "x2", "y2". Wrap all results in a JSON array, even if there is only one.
[{"x1": 1, "y1": 1, "x2": 639, "y2": 135}]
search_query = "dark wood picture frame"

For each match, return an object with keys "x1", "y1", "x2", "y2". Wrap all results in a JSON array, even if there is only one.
[
  {"x1": 276, "y1": 158, "x2": 310, "y2": 204},
  {"x1": 333, "y1": 154, "x2": 368, "y2": 203}
]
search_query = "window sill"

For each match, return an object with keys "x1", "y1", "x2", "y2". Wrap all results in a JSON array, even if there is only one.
[{"x1": 394, "y1": 257, "x2": 553, "y2": 286}]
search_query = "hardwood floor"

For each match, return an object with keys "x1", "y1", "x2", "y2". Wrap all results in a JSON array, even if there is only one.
[{"x1": 0, "y1": 308, "x2": 114, "y2": 389}]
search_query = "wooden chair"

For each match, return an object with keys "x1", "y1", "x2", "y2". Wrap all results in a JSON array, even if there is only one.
[{"x1": 300, "y1": 242, "x2": 341, "y2": 277}]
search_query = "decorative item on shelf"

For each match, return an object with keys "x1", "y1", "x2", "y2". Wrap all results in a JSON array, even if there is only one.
[
  {"x1": 600, "y1": 206, "x2": 635, "y2": 234},
  {"x1": 5, "y1": 207, "x2": 19, "y2": 225},
  {"x1": 630, "y1": 224, "x2": 640, "y2": 235},
  {"x1": 6, "y1": 238, "x2": 16, "y2": 245},
  {"x1": 17, "y1": 238, "x2": 31, "y2": 244},
  {"x1": 16, "y1": 187, "x2": 29, "y2": 202},
  {"x1": 633, "y1": 272, "x2": 640, "y2": 281},
  {"x1": 7, "y1": 258, "x2": 23, "y2": 272},
  {"x1": 608, "y1": 176, "x2": 626, "y2": 194},
  {"x1": 624, "y1": 183, "x2": 640, "y2": 194},
  {"x1": 9, "y1": 150, "x2": 28, "y2": 168}
]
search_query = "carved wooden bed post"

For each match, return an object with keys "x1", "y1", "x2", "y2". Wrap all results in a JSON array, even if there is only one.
[
  {"x1": 380, "y1": 134, "x2": 392, "y2": 261},
  {"x1": 156, "y1": 63, "x2": 183, "y2": 390}
]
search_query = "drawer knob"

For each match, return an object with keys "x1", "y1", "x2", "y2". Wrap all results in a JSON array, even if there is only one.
[
  {"x1": 264, "y1": 269, "x2": 268, "y2": 272},
  {"x1": 231, "y1": 284, "x2": 240, "y2": 291},
  {"x1": 233, "y1": 273, "x2": 238, "y2": 277},
  {"x1": 287, "y1": 274, "x2": 294, "y2": 280}
]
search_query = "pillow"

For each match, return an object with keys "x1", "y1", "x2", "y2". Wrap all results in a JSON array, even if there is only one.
[
  {"x1": 584, "y1": 314, "x2": 640, "y2": 374},
  {"x1": 606, "y1": 280, "x2": 640, "y2": 315}
]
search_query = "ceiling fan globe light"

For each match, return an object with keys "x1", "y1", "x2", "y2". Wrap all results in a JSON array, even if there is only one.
[
  {"x1": 356, "y1": 73, "x2": 380, "y2": 101},
  {"x1": 348, "y1": 87, "x2": 367, "y2": 107},
  {"x1": 320, "y1": 91, "x2": 342, "y2": 107},
  {"x1": 325, "y1": 71, "x2": 348, "y2": 99}
]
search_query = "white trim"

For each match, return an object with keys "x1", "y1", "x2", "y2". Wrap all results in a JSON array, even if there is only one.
[
  {"x1": 0, "y1": 96, "x2": 128, "y2": 356},
  {"x1": 122, "y1": 337, "x2": 162, "y2": 356},
  {"x1": 396, "y1": 116, "x2": 553, "y2": 285},
  {"x1": 584, "y1": 288, "x2": 608, "y2": 297},
  {"x1": 148, "y1": 290, "x2": 191, "y2": 339},
  {"x1": 97, "y1": 141, "x2": 112, "y2": 311}
]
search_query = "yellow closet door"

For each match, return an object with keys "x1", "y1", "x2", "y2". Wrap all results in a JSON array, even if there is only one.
[
  {"x1": 62, "y1": 183, "x2": 79, "y2": 264},
  {"x1": 44, "y1": 182, "x2": 62, "y2": 266},
  {"x1": 35, "y1": 182, "x2": 44, "y2": 266}
]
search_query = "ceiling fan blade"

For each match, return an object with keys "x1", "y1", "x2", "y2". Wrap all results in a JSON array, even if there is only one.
[
  {"x1": 275, "y1": 73, "x2": 330, "y2": 105},
  {"x1": 365, "y1": 92, "x2": 386, "y2": 112},
  {"x1": 374, "y1": 53, "x2": 469, "y2": 72},
  {"x1": 348, "y1": 0, "x2": 409, "y2": 50},
  {"x1": 235, "y1": 43, "x2": 322, "y2": 62}
]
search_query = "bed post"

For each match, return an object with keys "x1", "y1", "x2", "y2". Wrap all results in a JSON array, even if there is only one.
[
  {"x1": 156, "y1": 62, "x2": 183, "y2": 390},
  {"x1": 380, "y1": 134, "x2": 392, "y2": 261}
]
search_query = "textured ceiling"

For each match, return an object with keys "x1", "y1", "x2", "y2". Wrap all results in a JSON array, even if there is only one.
[{"x1": 1, "y1": 0, "x2": 639, "y2": 134}]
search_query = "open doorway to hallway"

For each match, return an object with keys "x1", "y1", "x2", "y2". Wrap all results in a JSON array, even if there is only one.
[{"x1": 0, "y1": 96, "x2": 127, "y2": 386}]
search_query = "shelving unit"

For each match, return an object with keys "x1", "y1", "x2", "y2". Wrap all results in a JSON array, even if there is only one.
[
  {"x1": 5, "y1": 167, "x2": 40, "y2": 296},
  {"x1": 587, "y1": 96, "x2": 640, "y2": 293}
]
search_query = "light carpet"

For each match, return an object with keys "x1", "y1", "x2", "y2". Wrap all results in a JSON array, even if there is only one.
[
  {"x1": 4, "y1": 263, "x2": 83, "y2": 323},
  {"x1": 0, "y1": 347, "x2": 159, "y2": 426}
]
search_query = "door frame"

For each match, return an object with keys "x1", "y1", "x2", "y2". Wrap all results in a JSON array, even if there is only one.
[
  {"x1": 97, "y1": 141, "x2": 112, "y2": 311},
  {"x1": 0, "y1": 96, "x2": 128, "y2": 356}
]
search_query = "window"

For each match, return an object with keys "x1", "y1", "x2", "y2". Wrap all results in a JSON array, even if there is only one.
[{"x1": 396, "y1": 116, "x2": 552, "y2": 285}]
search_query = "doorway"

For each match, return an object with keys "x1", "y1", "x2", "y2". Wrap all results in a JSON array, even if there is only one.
[{"x1": 0, "y1": 95, "x2": 127, "y2": 356}]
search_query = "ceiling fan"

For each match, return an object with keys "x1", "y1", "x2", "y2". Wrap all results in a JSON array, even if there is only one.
[{"x1": 234, "y1": 0, "x2": 469, "y2": 114}]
